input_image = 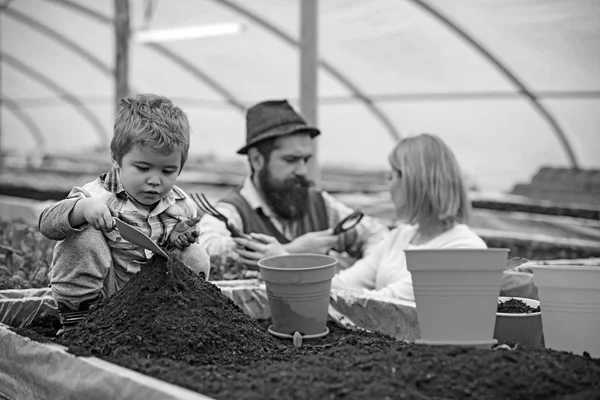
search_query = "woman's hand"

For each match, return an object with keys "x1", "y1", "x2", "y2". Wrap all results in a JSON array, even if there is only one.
[
  {"x1": 233, "y1": 233, "x2": 288, "y2": 266},
  {"x1": 169, "y1": 216, "x2": 202, "y2": 249}
]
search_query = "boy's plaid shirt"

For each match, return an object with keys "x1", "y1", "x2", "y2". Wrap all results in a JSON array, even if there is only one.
[{"x1": 40, "y1": 166, "x2": 198, "y2": 274}]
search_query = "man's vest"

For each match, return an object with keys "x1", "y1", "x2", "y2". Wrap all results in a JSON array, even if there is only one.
[{"x1": 219, "y1": 188, "x2": 329, "y2": 243}]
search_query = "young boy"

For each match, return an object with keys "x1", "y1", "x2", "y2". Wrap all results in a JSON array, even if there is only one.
[{"x1": 39, "y1": 94, "x2": 210, "y2": 327}]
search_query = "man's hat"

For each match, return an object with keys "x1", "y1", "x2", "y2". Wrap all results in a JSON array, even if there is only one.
[{"x1": 237, "y1": 100, "x2": 320, "y2": 155}]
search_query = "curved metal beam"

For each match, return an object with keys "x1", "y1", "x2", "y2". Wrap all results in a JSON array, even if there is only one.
[
  {"x1": 2, "y1": 6, "x2": 145, "y2": 102},
  {"x1": 210, "y1": 0, "x2": 401, "y2": 141},
  {"x1": 44, "y1": 0, "x2": 245, "y2": 112},
  {"x1": 407, "y1": 0, "x2": 579, "y2": 168},
  {"x1": 146, "y1": 44, "x2": 245, "y2": 111},
  {"x1": 1, "y1": 96, "x2": 47, "y2": 151},
  {"x1": 1, "y1": 52, "x2": 109, "y2": 145},
  {"x1": 3, "y1": 7, "x2": 111, "y2": 75}
]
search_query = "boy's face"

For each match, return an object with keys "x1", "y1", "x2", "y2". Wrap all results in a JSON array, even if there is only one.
[{"x1": 119, "y1": 144, "x2": 182, "y2": 206}]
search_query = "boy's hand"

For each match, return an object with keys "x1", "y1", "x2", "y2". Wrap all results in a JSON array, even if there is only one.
[
  {"x1": 169, "y1": 216, "x2": 201, "y2": 249},
  {"x1": 81, "y1": 198, "x2": 115, "y2": 232}
]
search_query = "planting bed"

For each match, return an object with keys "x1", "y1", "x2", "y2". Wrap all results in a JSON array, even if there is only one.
[
  {"x1": 482, "y1": 235, "x2": 600, "y2": 261},
  {"x1": 2, "y1": 217, "x2": 600, "y2": 398},
  {"x1": 6, "y1": 256, "x2": 600, "y2": 400}
]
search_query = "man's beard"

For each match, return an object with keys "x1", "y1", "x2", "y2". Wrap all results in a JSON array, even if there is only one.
[{"x1": 259, "y1": 167, "x2": 312, "y2": 220}]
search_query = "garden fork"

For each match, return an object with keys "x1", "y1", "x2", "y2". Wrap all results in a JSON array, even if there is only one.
[{"x1": 191, "y1": 192, "x2": 247, "y2": 238}]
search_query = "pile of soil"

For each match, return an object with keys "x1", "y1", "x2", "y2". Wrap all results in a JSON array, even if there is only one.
[
  {"x1": 60, "y1": 255, "x2": 283, "y2": 366},
  {"x1": 498, "y1": 298, "x2": 541, "y2": 314},
  {"x1": 11, "y1": 256, "x2": 600, "y2": 399}
]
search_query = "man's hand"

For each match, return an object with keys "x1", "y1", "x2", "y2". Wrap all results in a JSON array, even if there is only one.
[
  {"x1": 232, "y1": 230, "x2": 339, "y2": 266},
  {"x1": 80, "y1": 198, "x2": 115, "y2": 232},
  {"x1": 169, "y1": 216, "x2": 202, "y2": 249},
  {"x1": 284, "y1": 229, "x2": 339, "y2": 255},
  {"x1": 233, "y1": 233, "x2": 288, "y2": 266}
]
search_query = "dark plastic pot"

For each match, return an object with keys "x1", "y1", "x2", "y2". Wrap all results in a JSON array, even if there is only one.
[
  {"x1": 258, "y1": 254, "x2": 337, "y2": 338},
  {"x1": 494, "y1": 296, "x2": 543, "y2": 348}
]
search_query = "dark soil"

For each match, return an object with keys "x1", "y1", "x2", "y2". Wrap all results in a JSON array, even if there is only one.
[
  {"x1": 13, "y1": 314, "x2": 61, "y2": 342},
  {"x1": 498, "y1": 298, "x2": 541, "y2": 314},
  {"x1": 12, "y1": 256, "x2": 600, "y2": 400}
]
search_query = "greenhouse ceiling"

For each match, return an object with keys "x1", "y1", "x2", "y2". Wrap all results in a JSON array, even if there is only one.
[{"x1": 1, "y1": 0, "x2": 599, "y2": 191}]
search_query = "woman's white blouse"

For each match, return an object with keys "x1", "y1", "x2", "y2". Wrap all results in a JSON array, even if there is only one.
[{"x1": 331, "y1": 224, "x2": 487, "y2": 301}]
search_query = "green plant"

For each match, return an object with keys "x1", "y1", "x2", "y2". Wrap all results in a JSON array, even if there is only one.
[
  {"x1": 0, "y1": 220, "x2": 55, "y2": 290},
  {"x1": 209, "y1": 255, "x2": 259, "y2": 281},
  {"x1": 0, "y1": 218, "x2": 258, "y2": 290}
]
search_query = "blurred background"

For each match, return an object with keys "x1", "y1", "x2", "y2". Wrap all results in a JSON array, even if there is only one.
[
  {"x1": 1, "y1": 0, "x2": 599, "y2": 190},
  {"x1": 1, "y1": 0, "x2": 599, "y2": 261}
]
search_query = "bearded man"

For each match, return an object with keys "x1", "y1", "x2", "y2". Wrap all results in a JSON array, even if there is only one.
[{"x1": 197, "y1": 100, "x2": 388, "y2": 267}]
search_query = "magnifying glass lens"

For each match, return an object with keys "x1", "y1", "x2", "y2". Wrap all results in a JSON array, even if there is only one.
[
  {"x1": 334, "y1": 211, "x2": 364, "y2": 234},
  {"x1": 340, "y1": 213, "x2": 362, "y2": 230}
]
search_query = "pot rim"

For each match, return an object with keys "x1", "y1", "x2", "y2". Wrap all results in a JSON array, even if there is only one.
[
  {"x1": 258, "y1": 253, "x2": 338, "y2": 271},
  {"x1": 405, "y1": 248, "x2": 510, "y2": 253},
  {"x1": 530, "y1": 265, "x2": 600, "y2": 272}
]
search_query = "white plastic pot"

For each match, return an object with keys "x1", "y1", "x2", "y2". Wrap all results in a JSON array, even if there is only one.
[
  {"x1": 406, "y1": 248, "x2": 509, "y2": 348},
  {"x1": 531, "y1": 265, "x2": 600, "y2": 357}
]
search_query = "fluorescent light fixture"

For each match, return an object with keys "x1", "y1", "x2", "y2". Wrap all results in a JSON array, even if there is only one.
[{"x1": 135, "y1": 22, "x2": 244, "y2": 43}]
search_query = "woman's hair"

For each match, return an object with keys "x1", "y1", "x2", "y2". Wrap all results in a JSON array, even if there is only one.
[
  {"x1": 388, "y1": 133, "x2": 470, "y2": 230},
  {"x1": 111, "y1": 94, "x2": 191, "y2": 169}
]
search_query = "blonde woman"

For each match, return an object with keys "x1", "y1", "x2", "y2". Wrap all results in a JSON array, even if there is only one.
[{"x1": 331, "y1": 133, "x2": 486, "y2": 301}]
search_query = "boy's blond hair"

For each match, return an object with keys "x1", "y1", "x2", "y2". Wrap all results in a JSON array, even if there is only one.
[
  {"x1": 388, "y1": 133, "x2": 470, "y2": 230},
  {"x1": 111, "y1": 94, "x2": 191, "y2": 169}
]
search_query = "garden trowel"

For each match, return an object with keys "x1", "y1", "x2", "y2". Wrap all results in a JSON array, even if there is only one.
[{"x1": 114, "y1": 218, "x2": 170, "y2": 259}]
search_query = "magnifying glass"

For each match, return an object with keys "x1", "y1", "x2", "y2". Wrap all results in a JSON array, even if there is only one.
[{"x1": 332, "y1": 210, "x2": 364, "y2": 235}]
